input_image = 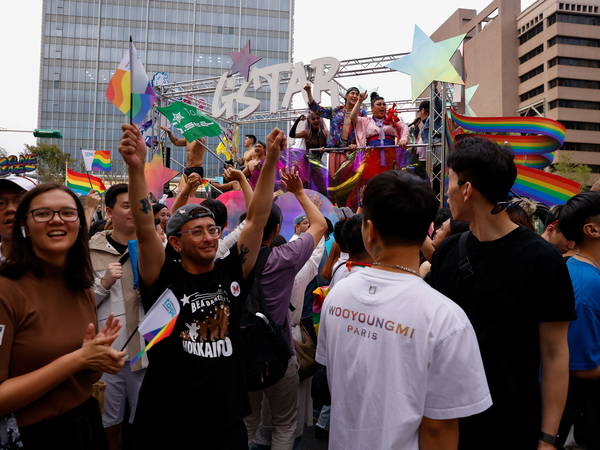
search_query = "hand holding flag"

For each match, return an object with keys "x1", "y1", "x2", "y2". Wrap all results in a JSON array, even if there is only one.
[{"x1": 119, "y1": 124, "x2": 147, "y2": 170}]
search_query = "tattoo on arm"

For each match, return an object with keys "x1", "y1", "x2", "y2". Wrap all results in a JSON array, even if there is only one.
[
  {"x1": 239, "y1": 244, "x2": 250, "y2": 265},
  {"x1": 139, "y1": 198, "x2": 151, "y2": 214}
]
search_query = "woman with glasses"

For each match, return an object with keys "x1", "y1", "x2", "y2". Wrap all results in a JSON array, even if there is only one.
[{"x1": 0, "y1": 183, "x2": 125, "y2": 449}]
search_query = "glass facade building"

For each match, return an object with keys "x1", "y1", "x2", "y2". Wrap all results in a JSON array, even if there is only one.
[{"x1": 38, "y1": 0, "x2": 294, "y2": 174}]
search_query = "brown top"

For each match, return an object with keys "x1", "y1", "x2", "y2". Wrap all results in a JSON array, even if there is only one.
[{"x1": 0, "y1": 271, "x2": 97, "y2": 426}]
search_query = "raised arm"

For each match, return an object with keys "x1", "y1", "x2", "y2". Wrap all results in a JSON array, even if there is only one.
[
  {"x1": 171, "y1": 172, "x2": 201, "y2": 213},
  {"x1": 305, "y1": 83, "x2": 332, "y2": 119},
  {"x1": 350, "y1": 90, "x2": 368, "y2": 126},
  {"x1": 119, "y1": 124, "x2": 166, "y2": 285},
  {"x1": 396, "y1": 119, "x2": 410, "y2": 147},
  {"x1": 224, "y1": 167, "x2": 253, "y2": 208},
  {"x1": 161, "y1": 126, "x2": 187, "y2": 147},
  {"x1": 236, "y1": 128, "x2": 284, "y2": 278},
  {"x1": 280, "y1": 167, "x2": 327, "y2": 247},
  {"x1": 289, "y1": 115, "x2": 308, "y2": 139}
]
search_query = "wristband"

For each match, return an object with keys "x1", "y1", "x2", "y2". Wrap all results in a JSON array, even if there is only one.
[{"x1": 539, "y1": 432, "x2": 558, "y2": 447}]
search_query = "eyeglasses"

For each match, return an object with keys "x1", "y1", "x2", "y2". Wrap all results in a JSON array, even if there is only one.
[
  {"x1": 0, "y1": 193, "x2": 24, "y2": 211},
  {"x1": 29, "y1": 207, "x2": 79, "y2": 223},
  {"x1": 177, "y1": 225, "x2": 221, "y2": 238}
]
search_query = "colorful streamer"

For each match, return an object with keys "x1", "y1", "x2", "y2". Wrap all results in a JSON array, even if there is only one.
[{"x1": 513, "y1": 165, "x2": 581, "y2": 206}]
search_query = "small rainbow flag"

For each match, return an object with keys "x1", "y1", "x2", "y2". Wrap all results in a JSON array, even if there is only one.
[
  {"x1": 66, "y1": 168, "x2": 106, "y2": 195},
  {"x1": 131, "y1": 315, "x2": 178, "y2": 364},
  {"x1": 91, "y1": 151, "x2": 112, "y2": 171},
  {"x1": 513, "y1": 165, "x2": 581, "y2": 206}
]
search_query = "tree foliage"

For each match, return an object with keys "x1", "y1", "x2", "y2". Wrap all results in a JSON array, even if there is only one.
[
  {"x1": 549, "y1": 152, "x2": 592, "y2": 188},
  {"x1": 23, "y1": 143, "x2": 71, "y2": 184}
]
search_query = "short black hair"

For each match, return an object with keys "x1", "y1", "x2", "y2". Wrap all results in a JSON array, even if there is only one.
[
  {"x1": 342, "y1": 214, "x2": 366, "y2": 256},
  {"x1": 105, "y1": 183, "x2": 128, "y2": 209},
  {"x1": 544, "y1": 204, "x2": 563, "y2": 229},
  {"x1": 255, "y1": 141, "x2": 266, "y2": 149},
  {"x1": 245, "y1": 134, "x2": 257, "y2": 145},
  {"x1": 334, "y1": 220, "x2": 348, "y2": 252},
  {"x1": 263, "y1": 203, "x2": 282, "y2": 242},
  {"x1": 152, "y1": 203, "x2": 167, "y2": 216},
  {"x1": 448, "y1": 136, "x2": 516, "y2": 205},
  {"x1": 325, "y1": 217, "x2": 334, "y2": 238},
  {"x1": 559, "y1": 191, "x2": 600, "y2": 244},
  {"x1": 202, "y1": 199, "x2": 228, "y2": 229},
  {"x1": 363, "y1": 171, "x2": 438, "y2": 245},
  {"x1": 433, "y1": 207, "x2": 451, "y2": 230},
  {"x1": 418, "y1": 100, "x2": 430, "y2": 112}
]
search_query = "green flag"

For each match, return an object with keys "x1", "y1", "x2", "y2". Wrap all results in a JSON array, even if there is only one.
[{"x1": 157, "y1": 101, "x2": 222, "y2": 141}]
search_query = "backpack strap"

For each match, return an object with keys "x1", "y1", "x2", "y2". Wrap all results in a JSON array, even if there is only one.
[
  {"x1": 457, "y1": 231, "x2": 474, "y2": 280},
  {"x1": 245, "y1": 247, "x2": 273, "y2": 318}
]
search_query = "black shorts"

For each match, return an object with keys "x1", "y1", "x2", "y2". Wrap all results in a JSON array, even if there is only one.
[{"x1": 184, "y1": 166, "x2": 204, "y2": 178}]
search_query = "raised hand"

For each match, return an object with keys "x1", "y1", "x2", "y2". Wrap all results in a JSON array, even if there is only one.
[
  {"x1": 119, "y1": 124, "x2": 147, "y2": 169},
  {"x1": 224, "y1": 167, "x2": 245, "y2": 182},
  {"x1": 160, "y1": 125, "x2": 169, "y2": 133},
  {"x1": 359, "y1": 90, "x2": 368, "y2": 102},
  {"x1": 303, "y1": 83, "x2": 312, "y2": 93},
  {"x1": 299, "y1": 114, "x2": 306, "y2": 121},
  {"x1": 183, "y1": 172, "x2": 201, "y2": 195},
  {"x1": 266, "y1": 128, "x2": 286, "y2": 163},
  {"x1": 280, "y1": 167, "x2": 303, "y2": 195},
  {"x1": 82, "y1": 190, "x2": 101, "y2": 212},
  {"x1": 79, "y1": 317, "x2": 125, "y2": 374}
]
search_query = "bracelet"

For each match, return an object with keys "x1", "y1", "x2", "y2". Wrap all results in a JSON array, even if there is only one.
[{"x1": 539, "y1": 432, "x2": 558, "y2": 447}]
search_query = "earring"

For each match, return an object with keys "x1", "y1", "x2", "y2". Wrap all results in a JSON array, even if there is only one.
[{"x1": 20, "y1": 226, "x2": 26, "y2": 238}]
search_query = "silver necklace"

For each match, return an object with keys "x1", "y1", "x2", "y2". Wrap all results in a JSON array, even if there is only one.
[
  {"x1": 372, "y1": 262, "x2": 420, "y2": 277},
  {"x1": 575, "y1": 252, "x2": 600, "y2": 269}
]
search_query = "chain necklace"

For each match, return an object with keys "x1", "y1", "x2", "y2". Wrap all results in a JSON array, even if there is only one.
[
  {"x1": 372, "y1": 262, "x2": 420, "y2": 277},
  {"x1": 575, "y1": 252, "x2": 600, "y2": 269}
]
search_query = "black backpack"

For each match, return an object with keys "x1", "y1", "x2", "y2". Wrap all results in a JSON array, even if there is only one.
[{"x1": 241, "y1": 247, "x2": 292, "y2": 391}]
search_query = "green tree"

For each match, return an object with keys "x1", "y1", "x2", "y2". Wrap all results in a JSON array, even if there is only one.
[
  {"x1": 23, "y1": 143, "x2": 71, "y2": 184},
  {"x1": 549, "y1": 152, "x2": 592, "y2": 188}
]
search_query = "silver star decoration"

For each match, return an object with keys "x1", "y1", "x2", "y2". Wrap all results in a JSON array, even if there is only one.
[
  {"x1": 181, "y1": 294, "x2": 190, "y2": 306},
  {"x1": 228, "y1": 40, "x2": 262, "y2": 82}
]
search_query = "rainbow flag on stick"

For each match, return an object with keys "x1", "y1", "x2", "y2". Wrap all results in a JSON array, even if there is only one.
[
  {"x1": 91, "y1": 151, "x2": 112, "y2": 171},
  {"x1": 513, "y1": 165, "x2": 581, "y2": 206},
  {"x1": 106, "y1": 39, "x2": 156, "y2": 124},
  {"x1": 131, "y1": 288, "x2": 180, "y2": 364},
  {"x1": 66, "y1": 168, "x2": 106, "y2": 195}
]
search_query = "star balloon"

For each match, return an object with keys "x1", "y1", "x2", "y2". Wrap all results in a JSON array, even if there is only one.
[
  {"x1": 144, "y1": 153, "x2": 179, "y2": 200},
  {"x1": 228, "y1": 40, "x2": 262, "y2": 81},
  {"x1": 387, "y1": 26, "x2": 466, "y2": 100},
  {"x1": 465, "y1": 84, "x2": 479, "y2": 116}
]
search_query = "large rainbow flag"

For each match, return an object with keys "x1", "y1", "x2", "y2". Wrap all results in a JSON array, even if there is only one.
[
  {"x1": 66, "y1": 168, "x2": 106, "y2": 195},
  {"x1": 106, "y1": 40, "x2": 156, "y2": 124},
  {"x1": 513, "y1": 165, "x2": 581, "y2": 206},
  {"x1": 91, "y1": 151, "x2": 112, "y2": 171}
]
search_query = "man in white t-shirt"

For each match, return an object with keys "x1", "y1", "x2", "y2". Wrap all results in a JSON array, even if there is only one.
[{"x1": 316, "y1": 171, "x2": 492, "y2": 450}]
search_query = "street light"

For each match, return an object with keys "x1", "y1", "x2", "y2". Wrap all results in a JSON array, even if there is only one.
[{"x1": 33, "y1": 129, "x2": 63, "y2": 139}]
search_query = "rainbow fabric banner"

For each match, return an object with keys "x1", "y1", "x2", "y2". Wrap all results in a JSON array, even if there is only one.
[
  {"x1": 91, "y1": 151, "x2": 112, "y2": 171},
  {"x1": 66, "y1": 168, "x2": 106, "y2": 195},
  {"x1": 105, "y1": 41, "x2": 156, "y2": 124},
  {"x1": 513, "y1": 165, "x2": 581, "y2": 206},
  {"x1": 131, "y1": 315, "x2": 177, "y2": 364}
]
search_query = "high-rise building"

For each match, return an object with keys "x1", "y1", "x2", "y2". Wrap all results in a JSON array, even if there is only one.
[
  {"x1": 433, "y1": 0, "x2": 600, "y2": 180},
  {"x1": 38, "y1": 0, "x2": 294, "y2": 174}
]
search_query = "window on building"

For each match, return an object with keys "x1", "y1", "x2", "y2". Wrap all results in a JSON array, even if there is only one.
[
  {"x1": 562, "y1": 142, "x2": 600, "y2": 152},
  {"x1": 520, "y1": 85, "x2": 544, "y2": 101},
  {"x1": 549, "y1": 99, "x2": 600, "y2": 110},
  {"x1": 555, "y1": 12, "x2": 600, "y2": 25},
  {"x1": 549, "y1": 35, "x2": 600, "y2": 47},
  {"x1": 548, "y1": 13, "x2": 557, "y2": 25},
  {"x1": 519, "y1": 64, "x2": 544, "y2": 82},
  {"x1": 548, "y1": 78, "x2": 600, "y2": 89},
  {"x1": 548, "y1": 56, "x2": 600, "y2": 68},
  {"x1": 519, "y1": 44, "x2": 544, "y2": 64},
  {"x1": 561, "y1": 121, "x2": 600, "y2": 131},
  {"x1": 519, "y1": 22, "x2": 544, "y2": 44}
]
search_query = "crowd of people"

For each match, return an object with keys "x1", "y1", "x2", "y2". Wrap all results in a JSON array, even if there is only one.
[{"x1": 0, "y1": 82, "x2": 599, "y2": 450}]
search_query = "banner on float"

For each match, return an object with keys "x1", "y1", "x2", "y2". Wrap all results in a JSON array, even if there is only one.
[{"x1": 0, "y1": 154, "x2": 37, "y2": 176}]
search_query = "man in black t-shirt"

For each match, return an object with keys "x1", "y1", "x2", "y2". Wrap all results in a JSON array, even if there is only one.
[
  {"x1": 427, "y1": 136, "x2": 575, "y2": 450},
  {"x1": 118, "y1": 124, "x2": 286, "y2": 449}
]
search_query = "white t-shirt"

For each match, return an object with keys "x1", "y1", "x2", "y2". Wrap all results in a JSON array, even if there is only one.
[
  {"x1": 330, "y1": 261, "x2": 366, "y2": 288},
  {"x1": 316, "y1": 267, "x2": 492, "y2": 450}
]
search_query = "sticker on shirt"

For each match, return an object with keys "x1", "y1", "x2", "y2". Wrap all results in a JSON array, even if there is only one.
[
  {"x1": 230, "y1": 281, "x2": 241, "y2": 297},
  {"x1": 179, "y1": 287, "x2": 233, "y2": 358},
  {"x1": 0, "y1": 324, "x2": 5, "y2": 346}
]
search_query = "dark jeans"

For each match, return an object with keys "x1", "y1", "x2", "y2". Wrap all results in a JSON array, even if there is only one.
[
  {"x1": 558, "y1": 376, "x2": 600, "y2": 450},
  {"x1": 19, "y1": 397, "x2": 107, "y2": 450}
]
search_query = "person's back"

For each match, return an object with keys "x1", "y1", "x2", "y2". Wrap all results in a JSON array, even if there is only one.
[{"x1": 317, "y1": 171, "x2": 491, "y2": 450}]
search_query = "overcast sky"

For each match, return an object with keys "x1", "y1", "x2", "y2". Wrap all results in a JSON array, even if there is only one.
[{"x1": 0, "y1": 0, "x2": 535, "y2": 155}]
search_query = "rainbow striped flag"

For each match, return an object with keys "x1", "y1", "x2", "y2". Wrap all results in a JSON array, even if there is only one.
[
  {"x1": 66, "y1": 168, "x2": 106, "y2": 195},
  {"x1": 105, "y1": 40, "x2": 156, "y2": 124},
  {"x1": 513, "y1": 165, "x2": 581, "y2": 206},
  {"x1": 91, "y1": 151, "x2": 112, "y2": 171},
  {"x1": 131, "y1": 315, "x2": 177, "y2": 364}
]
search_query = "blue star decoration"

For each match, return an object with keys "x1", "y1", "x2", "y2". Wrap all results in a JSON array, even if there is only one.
[
  {"x1": 228, "y1": 40, "x2": 262, "y2": 82},
  {"x1": 387, "y1": 26, "x2": 466, "y2": 101}
]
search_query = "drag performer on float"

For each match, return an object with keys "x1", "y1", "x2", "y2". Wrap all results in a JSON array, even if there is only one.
[
  {"x1": 289, "y1": 112, "x2": 329, "y2": 194},
  {"x1": 304, "y1": 83, "x2": 366, "y2": 204}
]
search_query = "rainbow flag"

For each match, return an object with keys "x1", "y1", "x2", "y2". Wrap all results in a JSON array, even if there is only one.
[
  {"x1": 91, "y1": 151, "x2": 112, "y2": 171},
  {"x1": 131, "y1": 315, "x2": 177, "y2": 364},
  {"x1": 105, "y1": 40, "x2": 156, "y2": 124},
  {"x1": 66, "y1": 168, "x2": 106, "y2": 195},
  {"x1": 513, "y1": 165, "x2": 581, "y2": 206}
]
